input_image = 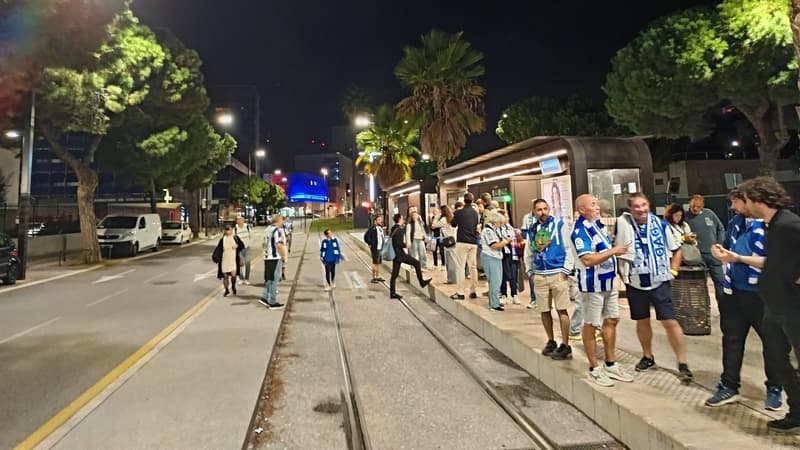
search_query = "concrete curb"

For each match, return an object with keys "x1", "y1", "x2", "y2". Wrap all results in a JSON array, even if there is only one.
[{"x1": 345, "y1": 233, "x2": 792, "y2": 450}]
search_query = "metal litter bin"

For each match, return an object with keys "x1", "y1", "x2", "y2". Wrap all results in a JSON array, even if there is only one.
[{"x1": 672, "y1": 267, "x2": 711, "y2": 335}]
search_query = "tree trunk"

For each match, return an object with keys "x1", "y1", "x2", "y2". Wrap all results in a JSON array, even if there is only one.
[
  {"x1": 149, "y1": 178, "x2": 157, "y2": 213},
  {"x1": 186, "y1": 188, "x2": 200, "y2": 236},
  {"x1": 76, "y1": 165, "x2": 101, "y2": 264}
]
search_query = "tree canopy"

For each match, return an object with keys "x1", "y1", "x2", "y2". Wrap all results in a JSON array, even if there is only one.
[
  {"x1": 356, "y1": 104, "x2": 420, "y2": 189},
  {"x1": 604, "y1": 0, "x2": 800, "y2": 174},
  {"x1": 258, "y1": 182, "x2": 287, "y2": 213},
  {"x1": 395, "y1": 30, "x2": 486, "y2": 172},
  {"x1": 495, "y1": 95, "x2": 629, "y2": 144},
  {"x1": 230, "y1": 175, "x2": 270, "y2": 206}
]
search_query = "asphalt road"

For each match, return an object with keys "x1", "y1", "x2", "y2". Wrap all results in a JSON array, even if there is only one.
[{"x1": 0, "y1": 237, "x2": 225, "y2": 449}]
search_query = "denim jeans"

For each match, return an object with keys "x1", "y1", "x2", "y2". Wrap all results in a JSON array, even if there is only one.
[
  {"x1": 410, "y1": 239, "x2": 427, "y2": 268},
  {"x1": 500, "y1": 254, "x2": 519, "y2": 297},
  {"x1": 483, "y1": 255, "x2": 503, "y2": 309},
  {"x1": 719, "y1": 291, "x2": 780, "y2": 391},
  {"x1": 528, "y1": 276, "x2": 536, "y2": 302},
  {"x1": 569, "y1": 291, "x2": 583, "y2": 336},
  {"x1": 444, "y1": 246, "x2": 458, "y2": 284},
  {"x1": 262, "y1": 259, "x2": 283, "y2": 305},
  {"x1": 762, "y1": 310, "x2": 800, "y2": 417},
  {"x1": 239, "y1": 247, "x2": 252, "y2": 281}
]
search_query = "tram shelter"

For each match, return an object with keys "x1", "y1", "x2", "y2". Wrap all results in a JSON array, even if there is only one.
[{"x1": 436, "y1": 136, "x2": 653, "y2": 228}]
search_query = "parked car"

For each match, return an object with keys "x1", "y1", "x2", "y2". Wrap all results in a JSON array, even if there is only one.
[
  {"x1": 162, "y1": 221, "x2": 192, "y2": 244},
  {"x1": 0, "y1": 231, "x2": 19, "y2": 285},
  {"x1": 97, "y1": 214, "x2": 162, "y2": 257}
]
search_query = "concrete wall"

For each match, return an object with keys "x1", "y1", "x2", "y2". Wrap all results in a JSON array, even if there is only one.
[
  {"x1": 13, "y1": 233, "x2": 83, "y2": 258},
  {"x1": 667, "y1": 159, "x2": 796, "y2": 198}
]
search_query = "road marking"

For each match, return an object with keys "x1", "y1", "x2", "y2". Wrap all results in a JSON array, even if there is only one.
[
  {"x1": 92, "y1": 269, "x2": 136, "y2": 285},
  {"x1": 0, "y1": 317, "x2": 61, "y2": 346},
  {"x1": 86, "y1": 289, "x2": 129, "y2": 308},
  {"x1": 15, "y1": 286, "x2": 223, "y2": 450},
  {"x1": 193, "y1": 269, "x2": 217, "y2": 283},
  {"x1": 0, "y1": 265, "x2": 104, "y2": 296}
]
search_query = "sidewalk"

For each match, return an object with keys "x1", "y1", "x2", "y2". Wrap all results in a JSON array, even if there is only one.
[
  {"x1": 43, "y1": 231, "x2": 303, "y2": 449},
  {"x1": 347, "y1": 232, "x2": 800, "y2": 450}
]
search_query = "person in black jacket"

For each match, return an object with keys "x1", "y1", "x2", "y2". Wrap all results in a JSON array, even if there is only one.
[
  {"x1": 729, "y1": 177, "x2": 800, "y2": 433},
  {"x1": 213, "y1": 225, "x2": 245, "y2": 296},
  {"x1": 450, "y1": 192, "x2": 480, "y2": 300},
  {"x1": 363, "y1": 215, "x2": 386, "y2": 283},
  {"x1": 389, "y1": 213, "x2": 431, "y2": 300}
]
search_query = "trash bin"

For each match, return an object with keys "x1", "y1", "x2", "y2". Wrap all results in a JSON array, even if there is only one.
[{"x1": 672, "y1": 267, "x2": 711, "y2": 336}]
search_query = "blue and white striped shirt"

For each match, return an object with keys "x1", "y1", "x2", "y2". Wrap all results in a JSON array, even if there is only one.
[
  {"x1": 571, "y1": 216, "x2": 617, "y2": 293},
  {"x1": 723, "y1": 216, "x2": 766, "y2": 294}
]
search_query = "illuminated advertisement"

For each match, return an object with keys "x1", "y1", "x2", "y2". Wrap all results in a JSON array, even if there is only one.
[
  {"x1": 287, "y1": 173, "x2": 328, "y2": 203},
  {"x1": 540, "y1": 174, "x2": 572, "y2": 221}
]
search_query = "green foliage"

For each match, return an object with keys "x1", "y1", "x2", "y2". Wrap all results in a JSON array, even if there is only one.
[
  {"x1": 340, "y1": 84, "x2": 372, "y2": 120},
  {"x1": 258, "y1": 182, "x2": 288, "y2": 213},
  {"x1": 355, "y1": 104, "x2": 421, "y2": 189},
  {"x1": 182, "y1": 124, "x2": 237, "y2": 191},
  {"x1": 230, "y1": 175, "x2": 270, "y2": 206},
  {"x1": 604, "y1": 0, "x2": 800, "y2": 173},
  {"x1": 395, "y1": 30, "x2": 486, "y2": 171},
  {"x1": 496, "y1": 96, "x2": 630, "y2": 144}
]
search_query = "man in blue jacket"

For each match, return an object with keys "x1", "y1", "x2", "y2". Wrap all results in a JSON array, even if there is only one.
[{"x1": 525, "y1": 199, "x2": 574, "y2": 360}]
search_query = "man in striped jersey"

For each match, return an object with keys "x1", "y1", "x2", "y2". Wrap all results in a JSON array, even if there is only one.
[
  {"x1": 570, "y1": 194, "x2": 633, "y2": 387},
  {"x1": 706, "y1": 188, "x2": 782, "y2": 410},
  {"x1": 616, "y1": 193, "x2": 692, "y2": 383}
]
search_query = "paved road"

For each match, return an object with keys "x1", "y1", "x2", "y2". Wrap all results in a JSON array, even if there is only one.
[{"x1": 0, "y1": 237, "x2": 226, "y2": 449}]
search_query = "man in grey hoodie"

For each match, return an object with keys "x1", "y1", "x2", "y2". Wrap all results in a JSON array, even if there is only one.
[{"x1": 685, "y1": 195, "x2": 726, "y2": 301}]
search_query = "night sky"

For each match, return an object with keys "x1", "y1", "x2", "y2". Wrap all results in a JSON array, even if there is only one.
[{"x1": 132, "y1": 0, "x2": 718, "y2": 171}]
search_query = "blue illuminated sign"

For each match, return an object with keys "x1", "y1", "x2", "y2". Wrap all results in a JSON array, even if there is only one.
[
  {"x1": 287, "y1": 173, "x2": 328, "y2": 203},
  {"x1": 539, "y1": 158, "x2": 563, "y2": 175}
]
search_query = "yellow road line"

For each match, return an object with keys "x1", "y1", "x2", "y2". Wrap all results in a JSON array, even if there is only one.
[{"x1": 14, "y1": 286, "x2": 223, "y2": 450}]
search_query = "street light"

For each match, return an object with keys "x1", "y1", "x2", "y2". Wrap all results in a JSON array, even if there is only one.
[
  {"x1": 216, "y1": 112, "x2": 234, "y2": 127},
  {"x1": 421, "y1": 153, "x2": 431, "y2": 161},
  {"x1": 255, "y1": 148, "x2": 266, "y2": 158},
  {"x1": 4, "y1": 130, "x2": 20, "y2": 139},
  {"x1": 354, "y1": 115, "x2": 372, "y2": 128},
  {"x1": 274, "y1": 169, "x2": 282, "y2": 175},
  {"x1": 731, "y1": 140, "x2": 740, "y2": 147},
  {"x1": 321, "y1": 168, "x2": 329, "y2": 218}
]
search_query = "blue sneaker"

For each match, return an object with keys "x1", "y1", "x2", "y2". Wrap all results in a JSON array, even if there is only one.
[
  {"x1": 766, "y1": 386, "x2": 783, "y2": 411},
  {"x1": 705, "y1": 383, "x2": 739, "y2": 407}
]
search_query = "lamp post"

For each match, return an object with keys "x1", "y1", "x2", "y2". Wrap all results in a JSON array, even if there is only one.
[
  {"x1": 320, "y1": 167, "x2": 329, "y2": 218},
  {"x1": 352, "y1": 114, "x2": 372, "y2": 218}
]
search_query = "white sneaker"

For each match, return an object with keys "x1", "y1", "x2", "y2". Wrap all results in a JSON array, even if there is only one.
[
  {"x1": 526, "y1": 301, "x2": 537, "y2": 310},
  {"x1": 512, "y1": 296, "x2": 520, "y2": 305},
  {"x1": 589, "y1": 366, "x2": 615, "y2": 387},
  {"x1": 332, "y1": 282, "x2": 336, "y2": 288},
  {"x1": 604, "y1": 363, "x2": 634, "y2": 382},
  {"x1": 324, "y1": 285, "x2": 331, "y2": 291}
]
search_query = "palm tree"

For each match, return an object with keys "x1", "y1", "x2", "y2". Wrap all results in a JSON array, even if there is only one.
[
  {"x1": 355, "y1": 105, "x2": 420, "y2": 189},
  {"x1": 395, "y1": 30, "x2": 486, "y2": 172},
  {"x1": 340, "y1": 84, "x2": 372, "y2": 121}
]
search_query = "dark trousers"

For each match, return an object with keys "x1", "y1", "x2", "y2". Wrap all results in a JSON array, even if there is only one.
[
  {"x1": 432, "y1": 240, "x2": 445, "y2": 267},
  {"x1": 325, "y1": 262, "x2": 336, "y2": 284},
  {"x1": 761, "y1": 309, "x2": 800, "y2": 418},
  {"x1": 390, "y1": 250, "x2": 424, "y2": 295},
  {"x1": 719, "y1": 291, "x2": 780, "y2": 391},
  {"x1": 500, "y1": 254, "x2": 519, "y2": 297},
  {"x1": 702, "y1": 253, "x2": 725, "y2": 301}
]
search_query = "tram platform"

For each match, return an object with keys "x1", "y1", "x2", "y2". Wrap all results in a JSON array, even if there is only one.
[{"x1": 348, "y1": 232, "x2": 800, "y2": 450}]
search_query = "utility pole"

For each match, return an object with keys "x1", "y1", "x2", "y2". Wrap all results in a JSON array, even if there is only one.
[{"x1": 16, "y1": 94, "x2": 35, "y2": 280}]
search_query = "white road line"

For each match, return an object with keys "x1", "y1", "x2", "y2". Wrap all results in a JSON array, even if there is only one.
[
  {"x1": 86, "y1": 289, "x2": 129, "y2": 308},
  {"x1": 0, "y1": 317, "x2": 61, "y2": 345},
  {"x1": 143, "y1": 273, "x2": 167, "y2": 284},
  {"x1": 0, "y1": 265, "x2": 103, "y2": 296}
]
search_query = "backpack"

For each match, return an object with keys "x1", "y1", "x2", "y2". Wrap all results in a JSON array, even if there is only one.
[{"x1": 381, "y1": 238, "x2": 395, "y2": 260}]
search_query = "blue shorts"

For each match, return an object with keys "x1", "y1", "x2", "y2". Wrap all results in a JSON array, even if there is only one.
[{"x1": 626, "y1": 283, "x2": 676, "y2": 321}]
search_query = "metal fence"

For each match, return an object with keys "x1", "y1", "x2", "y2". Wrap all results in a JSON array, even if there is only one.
[{"x1": 0, "y1": 201, "x2": 82, "y2": 238}]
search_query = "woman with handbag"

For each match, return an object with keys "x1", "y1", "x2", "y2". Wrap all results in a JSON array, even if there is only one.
[
  {"x1": 434, "y1": 205, "x2": 459, "y2": 284},
  {"x1": 664, "y1": 203, "x2": 701, "y2": 266}
]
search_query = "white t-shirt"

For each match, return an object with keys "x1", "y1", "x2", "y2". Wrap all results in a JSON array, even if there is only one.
[{"x1": 234, "y1": 223, "x2": 251, "y2": 248}]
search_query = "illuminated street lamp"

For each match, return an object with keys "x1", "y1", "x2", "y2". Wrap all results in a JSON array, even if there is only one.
[
  {"x1": 4, "y1": 130, "x2": 20, "y2": 139},
  {"x1": 216, "y1": 112, "x2": 234, "y2": 127},
  {"x1": 274, "y1": 169, "x2": 282, "y2": 175},
  {"x1": 354, "y1": 115, "x2": 372, "y2": 129},
  {"x1": 255, "y1": 148, "x2": 266, "y2": 158},
  {"x1": 320, "y1": 168, "x2": 329, "y2": 218},
  {"x1": 421, "y1": 153, "x2": 431, "y2": 161}
]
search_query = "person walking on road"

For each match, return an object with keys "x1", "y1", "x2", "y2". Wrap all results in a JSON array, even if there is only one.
[
  {"x1": 685, "y1": 195, "x2": 726, "y2": 301},
  {"x1": 234, "y1": 216, "x2": 253, "y2": 285},
  {"x1": 719, "y1": 177, "x2": 800, "y2": 433},
  {"x1": 320, "y1": 229, "x2": 343, "y2": 291},
  {"x1": 525, "y1": 199, "x2": 574, "y2": 360},
  {"x1": 363, "y1": 215, "x2": 386, "y2": 283},
  {"x1": 259, "y1": 216, "x2": 287, "y2": 309},
  {"x1": 706, "y1": 187, "x2": 782, "y2": 410},
  {"x1": 389, "y1": 214, "x2": 431, "y2": 300},
  {"x1": 215, "y1": 225, "x2": 244, "y2": 297},
  {"x1": 615, "y1": 193, "x2": 693, "y2": 383},
  {"x1": 450, "y1": 192, "x2": 480, "y2": 300},
  {"x1": 570, "y1": 194, "x2": 633, "y2": 387}
]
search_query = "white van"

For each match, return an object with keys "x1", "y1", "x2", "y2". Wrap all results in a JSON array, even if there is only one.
[{"x1": 97, "y1": 214, "x2": 162, "y2": 257}]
